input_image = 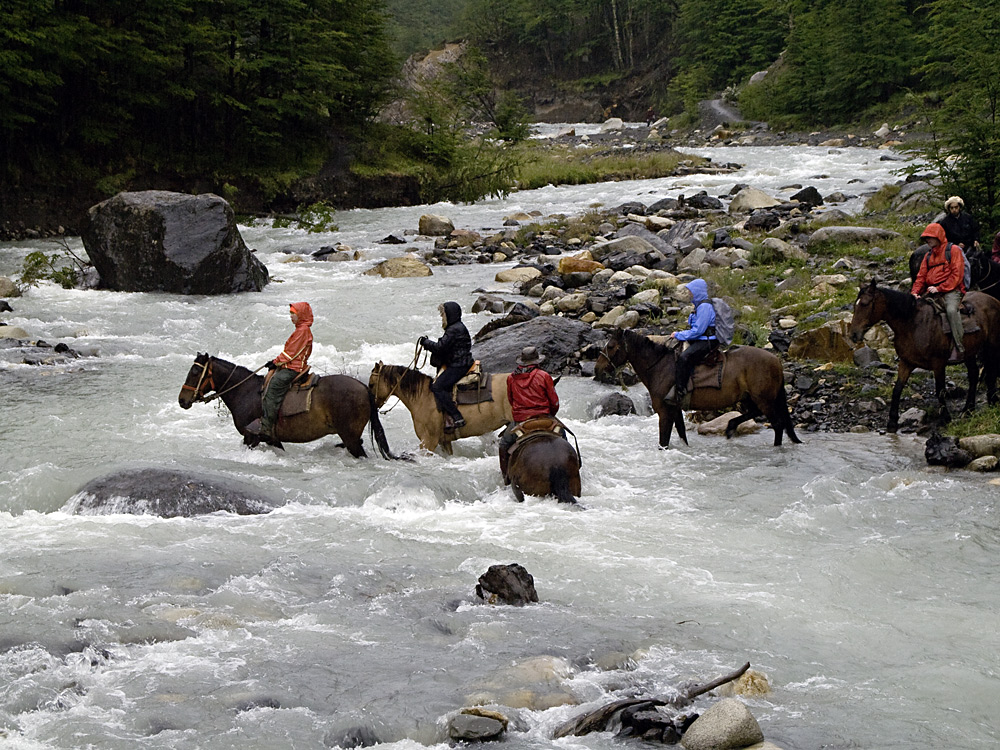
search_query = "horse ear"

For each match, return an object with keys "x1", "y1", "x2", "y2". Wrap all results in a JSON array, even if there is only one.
[{"x1": 868, "y1": 278, "x2": 878, "y2": 290}]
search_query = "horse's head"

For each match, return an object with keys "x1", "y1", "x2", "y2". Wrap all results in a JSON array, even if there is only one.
[
  {"x1": 368, "y1": 361, "x2": 400, "y2": 408},
  {"x1": 594, "y1": 329, "x2": 627, "y2": 378},
  {"x1": 178, "y1": 352, "x2": 215, "y2": 409},
  {"x1": 849, "y1": 280, "x2": 883, "y2": 344}
]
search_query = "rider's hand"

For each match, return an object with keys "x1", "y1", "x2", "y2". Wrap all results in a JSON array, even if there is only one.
[
  {"x1": 928, "y1": 285, "x2": 938, "y2": 294},
  {"x1": 417, "y1": 336, "x2": 428, "y2": 348},
  {"x1": 264, "y1": 361, "x2": 277, "y2": 370}
]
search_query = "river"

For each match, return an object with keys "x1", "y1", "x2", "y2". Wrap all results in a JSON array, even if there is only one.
[{"x1": 1, "y1": 144, "x2": 998, "y2": 749}]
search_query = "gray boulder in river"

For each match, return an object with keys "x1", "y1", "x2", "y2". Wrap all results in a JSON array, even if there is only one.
[
  {"x1": 66, "y1": 467, "x2": 274, "y2": 517},
  {"x1": 82, "y1": 190, "x2": 269, "y2": 294}
]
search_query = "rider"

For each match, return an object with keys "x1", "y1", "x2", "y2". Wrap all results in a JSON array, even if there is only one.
[
  {"x1": 665, "y1": 278, "x2": 717, "y2": 405},
  {"x1": 499, "y1": 346, "x2": 560, "y2": 483},
  {"x1": 418, "y1": 301, "x2": 473, "y2": 432},
  {"x1": 912, "y1": 222, "x2": 966, "y2": 360},
  {"x1": 937, "y1": 195, "x2": 980, "y2": 251},
  {"x1": 256, "y1": 302, "x2": 314, "y2": 440}
]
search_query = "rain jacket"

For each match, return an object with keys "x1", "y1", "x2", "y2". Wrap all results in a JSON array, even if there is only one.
[
  {"x1": 423, "y1": 301, "x2": 473, "y2": 369},
  {"x1": 273, "y1": 301, "x2": 313, "y2": 372},
  {"x1": 912, "y1": 224, "x2": 965, "y2": 295},
  {"x1": 674, "y1": 279, "x2": 717, "y2": 341},
  {"x1": 507, "y1": 366, "x2": 560, "y2": 422}
]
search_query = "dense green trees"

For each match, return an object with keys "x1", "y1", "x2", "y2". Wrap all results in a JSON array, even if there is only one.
[{"x1": 1, "y1": 0, "x2": 395, "y2": 192}]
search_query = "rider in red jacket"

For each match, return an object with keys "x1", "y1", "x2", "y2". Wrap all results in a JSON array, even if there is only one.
[{"x1": 499, "y1": 347, "x2": 559, "y2": 482}]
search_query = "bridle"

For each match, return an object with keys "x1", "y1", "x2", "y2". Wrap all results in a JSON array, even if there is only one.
[
  {"x1": 371, "y1": 342, "x2": 429, "y2": 414},
  {"x1": 181, "y1": 356, "x2": 259, "y2": 404},
  {"x1": 180, "y1": 357, "x2": 216, "y2": 403}
]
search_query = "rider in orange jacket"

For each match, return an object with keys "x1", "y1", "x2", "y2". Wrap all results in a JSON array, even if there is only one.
[{"x1": 911, "y1": 223, "x2": 965, "y2": 358}]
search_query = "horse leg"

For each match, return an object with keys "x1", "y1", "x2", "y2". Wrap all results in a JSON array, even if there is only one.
[
  {"x1": 673, "y1": 407, "x2": 688, "y2": 446},
  {"x1": 724, "y1": 412, "x2": 756, "y2": 439},
  {"x1": 933, "y1": 364, "x2": 951, "y2": 424},
  {"x1": 962, "y1": 359, "x2": 979, "y2": 414},
  {"x1": 887, "y1": 363, "x2": 913, "y2": 433},
  {"x1": 511, "y1": 483, "x2": 525, "y2": 503},
  {"x1": 342, "y1": 435, "x2": 367, "y2": 458},
  {"x1": 656, "y1": 407, "x2": 673, "y2": 448}
]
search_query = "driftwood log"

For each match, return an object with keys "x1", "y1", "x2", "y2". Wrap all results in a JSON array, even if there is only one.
[{"x1": 552, "y1": 661, "x2": 751, "y2": 739}]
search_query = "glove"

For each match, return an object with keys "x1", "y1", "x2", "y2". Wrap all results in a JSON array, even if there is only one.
[
  {"x1": 264, "y1": 361, "x2": 277, "y2": 371},
  {"x1": 417, "y1": 336, "x2": 428, "y2": 348}
]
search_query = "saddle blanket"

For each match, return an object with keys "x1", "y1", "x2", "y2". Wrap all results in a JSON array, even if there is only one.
[
  {"x1": 268, "y1": 372, "x2": 320, "y2": 418},
  {"x1": 453, "y1": 362, "x2": 494, "y2": 405},
  {"x1": 688, "y1": 348, "x2": 728, "y2": 390}
]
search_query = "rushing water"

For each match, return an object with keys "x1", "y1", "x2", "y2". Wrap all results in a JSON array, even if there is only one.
[{"x1": 1, "y1": 145, "x2": 998, "y2": 750}]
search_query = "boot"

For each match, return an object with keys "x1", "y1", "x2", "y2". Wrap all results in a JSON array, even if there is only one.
[
  {"x1": 665, "y1": 385, "x2": 685, "y2": 405},
  {"x1": 948, "y1": 346, "x2": 965, "y2": 364},
  {"x1": 443, "y1": 414, "x2": 455, "y2": 433}
]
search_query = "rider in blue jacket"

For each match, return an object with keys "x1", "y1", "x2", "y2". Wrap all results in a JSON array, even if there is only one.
[{"x1": 666, "y1": 278, "x2": 716, "y2": 404}]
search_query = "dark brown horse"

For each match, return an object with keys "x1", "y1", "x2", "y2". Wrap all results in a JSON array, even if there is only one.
[
  {"x1": 595, "y1": 328, "x2": 800, "y2": 448},
  {"x1": 848, "y1": 281, "x2": 1000, "y2": 431},
  {"x1": 178, "y1": 353, "x2": 395, "y2": 458},
  {"x1": 505, "y1": 423, "x2": 581, "y2": 504}
]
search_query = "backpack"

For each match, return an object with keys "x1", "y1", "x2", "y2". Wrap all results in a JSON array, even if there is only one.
[
  {"x1": 924, "y1": 242, "x2": 972, "y2": 291},
  {"x1": 711, "y1": 297, "x2": 736, "y2": 346}
]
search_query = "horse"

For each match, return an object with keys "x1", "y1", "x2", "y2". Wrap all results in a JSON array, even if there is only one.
[
  {"x1": 965, "y1": 247, "x2": 1000, "y2": 301},
  {"x1": 178, "y1": 353, "x2": 395, "y2": 458},
  {"x1": 848, "y1": 281, "x2": 1000, "y2": 431},
  {"x1": 368, "y1": 362, "x2": 513, "y2": 454},
  {"x1": 594, "y1": 328, "x2": 800, "y2": 449},
  {"x1": 505, "y1": 430, "x2": 581, "y2": 504}
]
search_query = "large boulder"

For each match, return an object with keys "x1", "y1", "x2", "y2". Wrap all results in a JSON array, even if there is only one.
[
  {"x1": 728, "y1": 187, "x2": 782, "y2": 214},
  {"x1": 680, "y1": 698, "x2": 764, "y2": 750},
  {"x1": 363, "y1": 257, "x2": 432, "y2": 278},
  {"x1": 475, "y1": 563, "x2": 538, "y2": 606},
  {"x1": 787, "y1": 320, "x2": 855, "y2": 362},
  {"x1": 473, "y1": 316, "x2": 602, "y2": 374},
  {"x1": 82, "y1": 191, "x2": 269, "y2": 294},
  {"x1": 65, "y1": 467, "x2": 274, "y2": 517},
  {"x1": 806, "y1": 226, "x2": 901, "y2": 247}
]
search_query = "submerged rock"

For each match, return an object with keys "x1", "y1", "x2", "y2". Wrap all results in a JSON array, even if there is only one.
[
  {"x1": 475, "y1": 563, "x2": 538, "y2": 606},
  {"x1": 67, "y1": 467, "x2": 274, "y2": 517}
]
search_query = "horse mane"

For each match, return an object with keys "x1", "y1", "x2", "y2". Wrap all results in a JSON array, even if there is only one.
[
  {"x1": 875, "y1": 284, "x2": 918, "y2": 315},
  {"x1": 623, "y1": 328, "x2": 673, "y2": 360},
  {"x1": 208, "y1": 355, "x2": 256, "y2": 383},
  {"x1": 386, "y1": 364, "x2": 431, "y2": 397}
]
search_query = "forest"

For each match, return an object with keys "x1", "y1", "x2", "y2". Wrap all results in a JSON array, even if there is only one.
[{"x1": 2, "y1": 0, "x2": 999, "y2": 230}]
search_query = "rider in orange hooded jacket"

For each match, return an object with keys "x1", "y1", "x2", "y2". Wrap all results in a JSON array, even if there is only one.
[
  {"x1": 257, "y1": 302, "x2": 314, "y2": 440},
  {"x1": 911, "y1": 223, "x2": 966, "y2": 357}
]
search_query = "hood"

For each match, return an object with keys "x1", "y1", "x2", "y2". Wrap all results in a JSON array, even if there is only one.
[
  {"x1": 685, "y1": 278, "x2": 709, "y2": 304},
  {"x1": 921, "y1": 223, "x2": 948, "y2": 246},
  {"x1": 440, "y1": 301, "x2": 462, "y2": 326},
  {"x1": 290, "y1": 301, "x2": 313, "y2": 326}
]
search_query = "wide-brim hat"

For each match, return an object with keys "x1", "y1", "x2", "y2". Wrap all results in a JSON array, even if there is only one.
[{"x1": 516, "y1": 346, "x2": 545, "y2": 366}]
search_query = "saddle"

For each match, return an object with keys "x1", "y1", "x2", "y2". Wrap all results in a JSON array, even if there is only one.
[
  {"x1": 508, "y1": 416, "x2": 569, "y2": 461},
  {"x1": 686, "y1": 347, "x2": 728, "y2": 391},
  {"x1": 926, "y1": 296, "x2": 981, "y2": 336},
  {"x1": 262, "y1": 368, "x2": 321, "y2": 417},
  {"x1": 452, "y1": 361, "x2": 494, "y2": 405}
]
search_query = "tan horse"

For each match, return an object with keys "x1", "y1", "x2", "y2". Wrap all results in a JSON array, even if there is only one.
[{"x1": 369, "y1": 362, "x2": 513, "y2": 454}]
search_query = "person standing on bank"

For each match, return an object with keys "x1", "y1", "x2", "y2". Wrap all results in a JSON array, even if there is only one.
[
  {"x1": 256, "y1": 302, "x2": 314, "y2": 440},
  {"x1": 937, "y1": 195, "x2": 980, "y2": 251},
  {"x1": 912, "y1": 222, "x2": 966, "y2": 360},
  {"x1": 666, "y1": 278, "x2": 717, "y2": 404},
  {"x1": 418, "y1": 301, "x2": 473, "y2": 432},
  {"x1": 498, "y1": 347, "x2": 560, "y2": 482}
]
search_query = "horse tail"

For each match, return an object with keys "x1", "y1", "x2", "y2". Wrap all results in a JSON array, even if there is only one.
[
  {"x1": 775, "y1": 382, "x2": 802, "y2": 444},
  {"x1": 549, "y1": 465, "x2": 577, "y2": 504},
  {"x1": 367, "y1": 390, "x2": 399, "y2": 460}
]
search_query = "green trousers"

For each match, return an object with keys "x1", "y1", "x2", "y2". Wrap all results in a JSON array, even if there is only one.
[
  {"x1": 942, "y1": 289, "x2": 965, "y2": 352},
  {"x1": 261, "y1": 368, "x2": 297, "y2": 433}
]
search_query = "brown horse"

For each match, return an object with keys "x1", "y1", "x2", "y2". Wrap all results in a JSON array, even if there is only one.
[
  {"x1": 848, "y1": 281, "x2": 1000, "y2": 431},
  {"x1": 178, "y1": 353, "x2": 395, "y2": 458},
  {"x1": 505, "y1": 429, "x2": 581, "y2": 504},
  {"x1": 368, "y1": 362, "x2": 513, "y2": 454},
  {"x1": 594, "y1": 328, "x2": 800, "y2": 448}
]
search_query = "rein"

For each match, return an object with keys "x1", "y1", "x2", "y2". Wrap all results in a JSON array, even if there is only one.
[
  {"x1": 189, "y1": 357, "x2": 265, "y2": 404},
  {"x1": 975, "y1": 257, "x2": 1000, "y2": 294},
  {"x1": 374, "y1": 342, "x2": 428, "y2": 415}
]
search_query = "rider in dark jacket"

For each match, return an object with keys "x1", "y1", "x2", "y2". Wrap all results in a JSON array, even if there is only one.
[
  {"x1": 937, "y1": 196, "x2": 979, "y2": 251},
  {"x1": 418, "y1": 301, "x2": 474, "y2": 431}
]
